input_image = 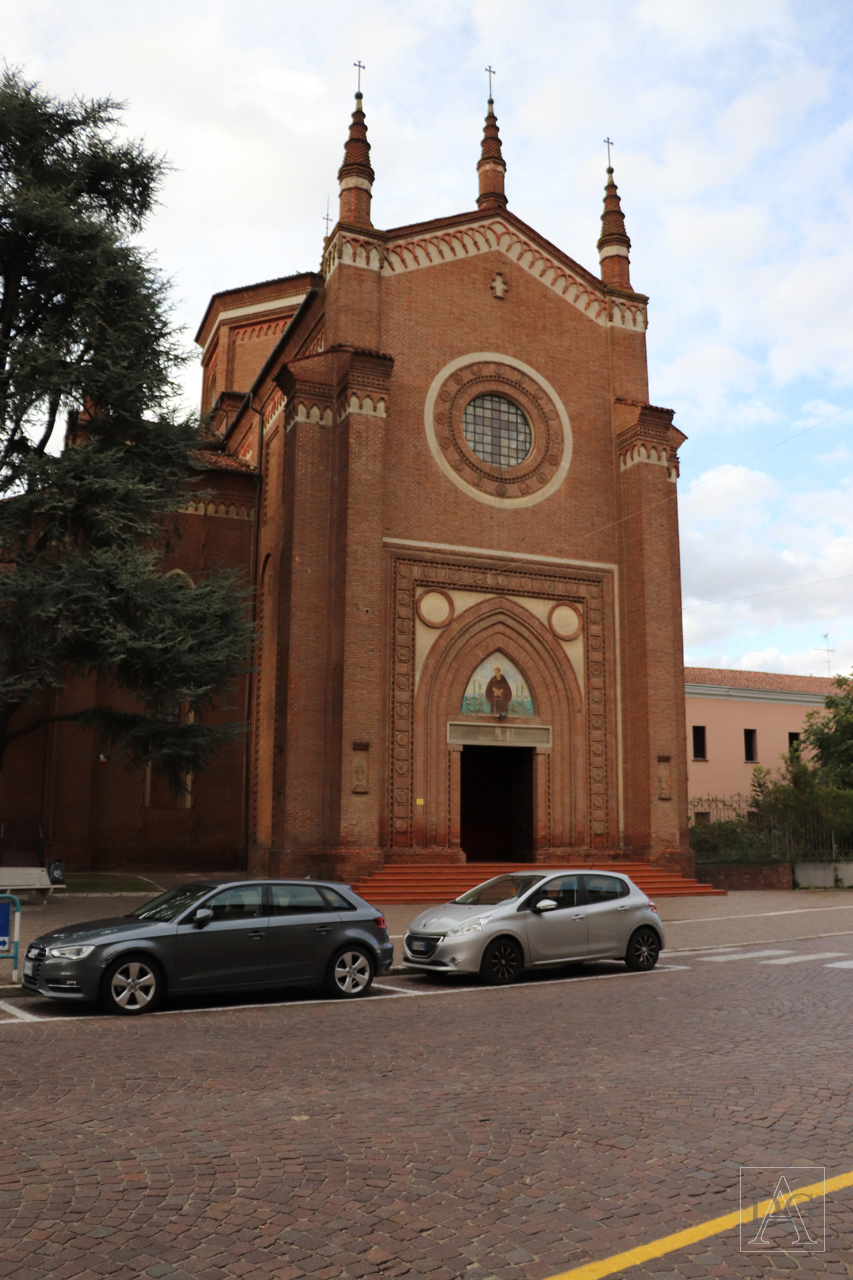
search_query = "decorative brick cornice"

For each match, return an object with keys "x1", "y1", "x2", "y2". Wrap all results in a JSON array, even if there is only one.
[
  {"x1": 384, "y1": 217, "x2": 646, "y2": 331},
  {"x1": 616, "y1": 404, "x2": 686, "y2": 482}
]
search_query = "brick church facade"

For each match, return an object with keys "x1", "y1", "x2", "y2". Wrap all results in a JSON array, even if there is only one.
[{"x1": 0, "y1": 94, "x2": 692, "y2": 879}]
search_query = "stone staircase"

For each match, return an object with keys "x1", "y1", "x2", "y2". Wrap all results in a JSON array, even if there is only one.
[{"x1": 350, "y1": 861, "x2": 726, "y2": 903}]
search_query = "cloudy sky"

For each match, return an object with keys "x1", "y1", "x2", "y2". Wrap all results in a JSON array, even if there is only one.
[{"x1": 4, "y1": 0, "x2": 853, "y2": 677}]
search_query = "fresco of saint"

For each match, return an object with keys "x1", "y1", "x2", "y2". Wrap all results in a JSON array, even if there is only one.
[
  {"x1": 460, "y1": 653, "x2": 535, "y2": 717},
  {"x1": 485, "y1": 665, "x2": 512, "y2": 715}
]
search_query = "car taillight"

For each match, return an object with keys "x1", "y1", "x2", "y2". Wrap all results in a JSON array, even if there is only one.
[
  {"x1": 647, "y1": 900, "x2": 658, "y2": 913},
  {"x1": 374, "y1": 916, "x2": 386, "y2": 930}
]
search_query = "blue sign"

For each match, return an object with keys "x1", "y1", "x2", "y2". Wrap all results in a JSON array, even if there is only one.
[{"x1": 0, "y1": 901, "x2": 9, "y2": 951}]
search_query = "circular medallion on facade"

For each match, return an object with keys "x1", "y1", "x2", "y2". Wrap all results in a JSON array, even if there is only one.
[
  {"x1": 548, "y1": 603, "x2": 582, "y2": 641},
  {"x1": 424, "y1": 353, "x2": 572, "y2": 509},
  {"x1": 416, "y1": 589, "x2": 454, "y2": 628}
]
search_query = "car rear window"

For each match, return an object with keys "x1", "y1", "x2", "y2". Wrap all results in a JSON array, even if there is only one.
[
  {"x1": 584, "y1": 875, "x2": 628, "y2": 903},
  {"x1": 270, "y1": 884, "x2": 330, "y2": 915},
  {"x1": 320, "y1": 887, "x2": 357, "y2": 911}
]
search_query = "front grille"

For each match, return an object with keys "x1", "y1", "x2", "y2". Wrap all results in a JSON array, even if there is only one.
[
  {"x1": 405, "y1": 933, "x2": 442, "y2": 958},
  {"x1": 23, "y1": 945, "x2": 45, "y2": 988}
]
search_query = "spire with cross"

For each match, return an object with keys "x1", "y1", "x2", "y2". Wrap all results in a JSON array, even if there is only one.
[
  {"x1": 597, "y1": 142, "x2": 631, "y2": 289},
  {"x1": 337, "y1": 67, "x2": 374, "y2": 228},
  {"x1": 477, "y1": 72, "x2": 506, "y2": 210}
]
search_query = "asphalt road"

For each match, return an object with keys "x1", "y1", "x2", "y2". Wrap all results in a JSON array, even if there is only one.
[{"x1": 2, "y1": 919, "x2": 853, "y2": 1279}]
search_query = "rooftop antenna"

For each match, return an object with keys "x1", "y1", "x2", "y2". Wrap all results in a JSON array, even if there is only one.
[
  {"x1": 604, "y1": 136, "x2": 614, "y2": 167},
  {"x1": 485, "y1": 65, "x2": 496, "y2": 97},
  {"x1": 354, "y1": 60, "x2": 365, "y2": 92},
  {"x1": 812, "y1": 632, "x2": 835, "y2": 677}
]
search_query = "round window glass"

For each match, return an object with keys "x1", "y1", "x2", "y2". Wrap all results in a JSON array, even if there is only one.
[{"x1": 462, "y1": 394, "x2": 531, "y2": 468}]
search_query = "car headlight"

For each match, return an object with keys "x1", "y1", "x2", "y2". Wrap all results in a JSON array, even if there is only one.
[
  {"x1": 47, "y1": 945, "x2": 95, "y2": 960},
  {"x1": 445, "y1": 918, "x2": 488, "y2": 937}
]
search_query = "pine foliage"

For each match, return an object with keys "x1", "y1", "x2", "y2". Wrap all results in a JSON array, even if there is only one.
[{"x1": 0, "y1": 70, "x2": 252, "y2": 788}]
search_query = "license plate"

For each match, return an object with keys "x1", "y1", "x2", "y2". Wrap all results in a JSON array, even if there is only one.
[
  {"x1": 410, "y1": 941, "x2": 427, "y2": 953},
  {"x1": 23, "y1": 960, "x2": 34, "y2": 977}
]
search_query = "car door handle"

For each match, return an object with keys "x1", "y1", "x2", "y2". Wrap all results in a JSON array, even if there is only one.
[
  {"x1": 316, "y1": 925, "x2": 331, "y2": 933},
  {"x1": 617, "y1": 905, "x2": 630, "y2": 912},
  {"x1": 248, "y1": 931, "x2": 266, "y2": 940},
  {"x1": 572, "y1": 915, "x2": 584, "y2": 922}
]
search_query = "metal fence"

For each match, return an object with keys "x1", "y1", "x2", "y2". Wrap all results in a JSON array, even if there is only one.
[{"x1": 688, "y1": 794, "x2": 853, "y2": 864}]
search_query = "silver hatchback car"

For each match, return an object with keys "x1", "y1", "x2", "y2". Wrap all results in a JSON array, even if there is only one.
[{"x1": 403, "y1": 870, "x2": 665, "y2": 985}]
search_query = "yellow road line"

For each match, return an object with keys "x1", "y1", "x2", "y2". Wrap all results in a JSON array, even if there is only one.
[{"x1": 544, "y1": 1170, "x2": 853, "y2": 1280}]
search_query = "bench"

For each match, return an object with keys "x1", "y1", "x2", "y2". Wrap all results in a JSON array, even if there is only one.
[{"x1": 0, "y1": 868, "x2": 66, "y2": 902}]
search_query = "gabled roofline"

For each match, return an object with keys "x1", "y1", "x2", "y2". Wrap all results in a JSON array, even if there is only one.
[
  {"x1": 194, "y1": 271, "x2": 321, "y2": 346},
  {"x1": 330, "y1": 206, "x2": 649, "y2": 304},
  {"x1": 224, "y1": 288, "x2": 320, "y2": 444}
]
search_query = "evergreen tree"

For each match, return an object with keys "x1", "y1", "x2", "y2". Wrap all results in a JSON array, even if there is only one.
[{"x1": 0, "y1": 69, "x2": 251, "y2": 788}]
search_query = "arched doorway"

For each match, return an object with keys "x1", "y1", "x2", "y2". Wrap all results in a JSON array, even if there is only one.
[{"x1": 412, "y1": 598, "x2": 585, "y2": 859}]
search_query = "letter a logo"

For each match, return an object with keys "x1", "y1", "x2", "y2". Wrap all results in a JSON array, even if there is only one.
[{"x1": 748, "y1": 1176, "x2": 818, "y2": 1247}]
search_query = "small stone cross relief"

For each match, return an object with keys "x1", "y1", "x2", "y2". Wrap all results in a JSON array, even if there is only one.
[{"x1": 490, "y1": 272, "x2": 509, "y2": 299}]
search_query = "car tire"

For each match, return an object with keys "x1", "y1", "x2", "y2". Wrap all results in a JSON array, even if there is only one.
[
  {"x1": 323, "y1": 946, "x2": 374, "y2": 999},
  {"x1": 480, "y1": 937, "x2": 523, "y2": 986},
  {"x1": 100, "y1": 954, "x2": 164, "y2": 1016},
  {"x1": 624, "y1": 927, "x2": 661, "y2": 972}
]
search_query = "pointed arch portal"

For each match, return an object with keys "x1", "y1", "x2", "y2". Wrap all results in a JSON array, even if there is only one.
[{"x1": 412, "y1": 596, "x2": 586, "y2": 860}]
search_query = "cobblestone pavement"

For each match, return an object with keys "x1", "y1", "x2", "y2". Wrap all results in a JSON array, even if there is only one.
[{"x1": 2, "y1": 938, "x2": 853, "y2": 1280}]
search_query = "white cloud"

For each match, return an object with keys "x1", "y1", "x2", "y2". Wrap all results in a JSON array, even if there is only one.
[{"x1": 5, "y1": 0, "x2": 853, "y2": 671}]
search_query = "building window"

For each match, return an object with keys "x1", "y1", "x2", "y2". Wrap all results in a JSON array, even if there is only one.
[
  {"x1": 744, "y1": 728, "x2": 757, "y2": 763},
  {"x1": 462, "y1": 394, "x2": 531, "y2": 467},
  {"x1": 789, "y1": 731, "x2": 801, "y2": 751},
  {"x1": 692, "y1": 725, "x2": 706, "y2": 760}
]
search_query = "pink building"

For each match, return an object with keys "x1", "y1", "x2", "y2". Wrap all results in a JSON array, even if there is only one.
[{"x1": 684, "y1": 667, "x2": 834, "y2": 808}]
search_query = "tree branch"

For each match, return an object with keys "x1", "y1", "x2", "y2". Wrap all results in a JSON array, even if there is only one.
[
  {"x1": 3, "y1": 709, "x2": 86, "y2": 746},
  {"x1": 35, "y1": 391, "x2": 61, "y2": 454}
]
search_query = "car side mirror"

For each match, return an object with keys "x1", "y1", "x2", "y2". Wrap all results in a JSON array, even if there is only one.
[
  {"x1": 193, "y1": 907, "x2": 214, "y2": 927},
  {"x1": 535, "y1": 899, "x2": 558, "y2": 912}
]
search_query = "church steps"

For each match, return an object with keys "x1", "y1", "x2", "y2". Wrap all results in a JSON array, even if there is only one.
[{"x1": 350, "y1": 862, "x2": 726, "y2": 902}]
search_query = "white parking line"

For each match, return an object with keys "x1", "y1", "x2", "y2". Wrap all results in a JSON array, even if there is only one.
[
  {"x1": 760, "y1": 952, "x2": 848, "y2": 965},
  {"x1": 667, "y1": 904, "x2": 853, "y2": 924},
  {"x1": 0, "y1": 999, "x2": 40, "y2": 1022},
  {"x1": 699, "y1": 949, "x2": 793, "y2": 962},
  {"x1": 825, "y1": 960, "x2": 853, "y2": 968},
  {"x1": 0, "y1": 964, "x2": 689, "y2": 1025}
]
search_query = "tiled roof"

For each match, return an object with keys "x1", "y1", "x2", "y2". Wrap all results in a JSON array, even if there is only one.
[
  {"x1": 685, "y1": 667, "x2": 835, "y2": 695},
  {"x1": 194, "y1": 451, "x2": 256, "y2": 474}
]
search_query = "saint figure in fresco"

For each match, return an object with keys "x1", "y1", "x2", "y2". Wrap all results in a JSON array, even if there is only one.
[{"x1": 485, "y1": 665, "x2": 513, "y2": 716}]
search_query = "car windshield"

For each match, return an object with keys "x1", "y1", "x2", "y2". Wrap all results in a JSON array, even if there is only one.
[
  {"x1": 455, "y1": 874, "x2": 546, "y2": 906},
  {"x1": 128, "y1": 884, "x2": 215, "y2": 922}
]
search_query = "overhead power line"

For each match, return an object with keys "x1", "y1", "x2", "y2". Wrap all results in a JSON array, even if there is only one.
[{"x1": 682, "y1": 570, "x2": 853, "y2": 609}]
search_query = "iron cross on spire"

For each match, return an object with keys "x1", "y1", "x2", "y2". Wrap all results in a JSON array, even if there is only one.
[
  {"x1": 323, "y1": 195, "x2": 331, "y2": 237},
  {"x1": 354, "y1": 60, "x2": 365, "y2": 92},
  {"x1": 604, "y1": 136, "x2": 614, "y2": 167},
  {"x1": 485, "y1": 65, "x2": 496, "y2": 97}
]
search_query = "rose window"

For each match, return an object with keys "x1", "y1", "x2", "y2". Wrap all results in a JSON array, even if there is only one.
[{"x1": 462, "y1": 394, "x2": 531, "y2": 468}]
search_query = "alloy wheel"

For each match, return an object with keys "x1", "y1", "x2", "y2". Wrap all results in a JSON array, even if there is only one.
[
  {"x1": 483, "y1": 940, "x2": 522, "y2": 985},
  {"x1": 110, "y1": 961, "x2": 158, "y2": 1011},
  {"x1": 333, "y1": 950, "x2": 372, "y2": 995},
  {"x1": 627, "y1": 928, "x2": 660, "y2": 971}
]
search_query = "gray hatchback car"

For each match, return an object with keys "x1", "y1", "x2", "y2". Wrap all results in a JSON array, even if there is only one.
[
  {"x1": 23, "y1": 879, "x2": 393, "y2": 1014},
  {"x1": 403, "y1": 870, "x2": 665, "y2": 984}
]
